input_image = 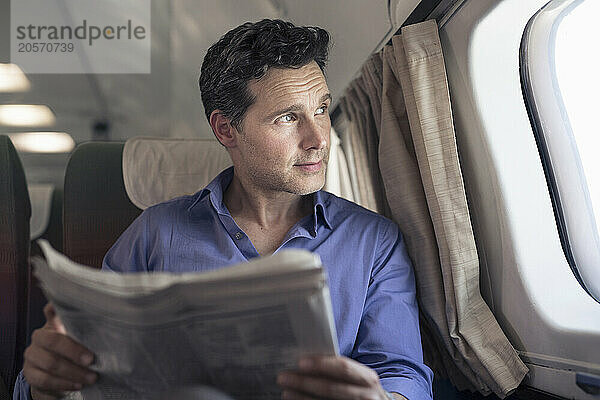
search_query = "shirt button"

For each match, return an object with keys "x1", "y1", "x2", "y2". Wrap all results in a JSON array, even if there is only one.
[{"x1": 234, "y1": 232, "x2": 243, "y2": 240}]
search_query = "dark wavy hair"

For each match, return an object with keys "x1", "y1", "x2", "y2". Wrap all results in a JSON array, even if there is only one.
[{"x1": 199, "y1": 19, "x2": 330, "y2": 129}]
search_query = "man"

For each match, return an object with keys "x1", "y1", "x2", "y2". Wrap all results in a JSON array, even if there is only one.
[{"x1": 15, "y1": 19, "x2": 433, "y2": 400}]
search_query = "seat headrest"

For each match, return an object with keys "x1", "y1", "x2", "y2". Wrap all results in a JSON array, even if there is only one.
[
  {"x1": 122, "y1": 137, "x2": 232, "y2": 209},
  {"x1": 0, "y1": 135, "x2": 31, "y2": 233},
  {"x1": 28, "y1": 184, "x2": 54, "y2": 240}
]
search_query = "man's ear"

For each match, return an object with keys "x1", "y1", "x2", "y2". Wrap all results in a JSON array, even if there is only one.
[{"x1": 210, "y1": 110, "x2": 238, "y2": 148}]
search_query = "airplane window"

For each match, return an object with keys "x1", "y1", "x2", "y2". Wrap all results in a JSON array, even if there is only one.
[
  {"x1": 554, "y1": 1, "x2": 600, "y2": 231},
  {"x1": 521, "y1": 0, "x2": 600, "y2": 302}
]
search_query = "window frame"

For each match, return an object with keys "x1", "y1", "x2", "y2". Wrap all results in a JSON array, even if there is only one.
[
  {"x1": 440, "y1": 0, "x2": 600, "y2": 396},
  {"x1": 520, "y1": 0, "x2": 600, "y2": 303}
]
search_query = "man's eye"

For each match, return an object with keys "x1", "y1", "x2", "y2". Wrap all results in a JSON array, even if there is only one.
[
  {"x1": 315, "y1": 105, "x2": 328, "y2": 115},
  {"x1": 277, "y1": 114, "x2": 295, "y2": 123}
]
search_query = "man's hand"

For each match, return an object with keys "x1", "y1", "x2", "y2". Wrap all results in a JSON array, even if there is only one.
[
  {"x1": 23, "y1": 303, "x2": 97, "y2": 400},
  {"x1": 277, "y1": 355, "x2": 400, "y2": 400}
]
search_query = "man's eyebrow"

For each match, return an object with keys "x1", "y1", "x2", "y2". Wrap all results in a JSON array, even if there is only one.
[
  {"x1": 265, "y1": 93, "x2": 332, "y2": 121},
  {"x1": 320, "y1": 93, "x2": 332, "y2": 103}
]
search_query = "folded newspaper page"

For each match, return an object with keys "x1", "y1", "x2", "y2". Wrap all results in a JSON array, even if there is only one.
[{"x1": 33, "y1": 239, "x2": 339, "y2": 400}]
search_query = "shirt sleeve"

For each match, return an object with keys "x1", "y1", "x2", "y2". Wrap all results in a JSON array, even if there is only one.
[
  {"x1": 12, "y1": 371, "x2": 32, "y2": 400},
  {"x1": 351, "y1": 220, "x2": 434, "y2": 400},
  {"x1": 102, "y1": 208, "x2": 151, "y2": 272}
]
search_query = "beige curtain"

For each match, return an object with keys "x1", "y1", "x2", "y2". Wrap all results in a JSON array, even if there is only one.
[
  {"x1": 324, "y1": 128, "x2": 355, "y2": 202},
  {"x1": 339, "y1": 20, "x2": 528, "y2": 397}
]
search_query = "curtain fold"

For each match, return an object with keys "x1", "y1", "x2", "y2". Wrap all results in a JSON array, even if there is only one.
[
  {"x1": 341, "y1": 85, "x2": 380, "y2": 212},
  {"x1": 339, "y1": 19, "x2": 528, "y2": 397},
  {"x1": 324, "y1": 128, "x2": 355, "y2": 202}
]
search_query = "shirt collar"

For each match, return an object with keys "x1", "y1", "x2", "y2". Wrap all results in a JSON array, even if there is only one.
[
  {"x1": 312, "y1": 189, "x2": 332, "y2": 231},
  {"x1": 187, "y1": 166, "x2": 233, "y2": 215},
  {"x1": 188, "y1": 166, "x2": 332, "y2": 232}
]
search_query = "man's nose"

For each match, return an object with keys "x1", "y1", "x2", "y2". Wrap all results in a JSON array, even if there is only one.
[{"x1": 301, "y1": 118, "x2": 328, "y2": 151}]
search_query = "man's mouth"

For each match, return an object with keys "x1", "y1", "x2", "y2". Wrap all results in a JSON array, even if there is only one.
[{"x1": 294, "y1": 160, "x2": 323, "y2": 172}]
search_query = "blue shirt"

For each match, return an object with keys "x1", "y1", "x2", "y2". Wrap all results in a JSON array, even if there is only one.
[{"x1": 14, "y1": 167, "x2": 433, "y2": 399}]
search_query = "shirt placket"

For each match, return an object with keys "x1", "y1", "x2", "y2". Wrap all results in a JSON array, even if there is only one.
[{"x1": 216, "y1": 213, "x2": 260, "y2": 260}]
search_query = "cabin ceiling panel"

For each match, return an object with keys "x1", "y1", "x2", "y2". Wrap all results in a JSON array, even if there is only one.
[{"x1": 169, "y1": 0, "x2": 283, "y2": 139}]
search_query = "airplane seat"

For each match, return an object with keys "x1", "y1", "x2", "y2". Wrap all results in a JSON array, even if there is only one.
[
  {"x1": 28, "y1": 185, "x2": 63, "y2": 344},
  {"x1": 30, "y1": 185, "x2": 63, "y2": 254},
  {"x1": 62, "y1": 138, "x2": 231, "y2": 270},
  {"x1": 63, "y1": 142, "x2": 142, "y2": 268},
  {"x1": 0, "y1": 136, "x2": 31, "y2": 397},
  {"x1": 121, "y1": 137, "x2": 232, "y2": 210}
]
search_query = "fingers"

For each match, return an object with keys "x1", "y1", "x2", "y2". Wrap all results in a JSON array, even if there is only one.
[
  {"x1": 277, "y1": 356, "x2": 387, "y2": 400},
  {"x1": 25, "y1": 365, "x2": 83, "y2": 393},
  {"x1": 296, "y1": 356, "x2": 380, "y2": 387},
  {"x1": 43, "y1": 303, "x2": 66, "y2": 334},
  {"x1": 278, "y1": 373, "x2": 377, "y2": 400},
  {"x1": 24, "y1": 339, "x2": 97, "y2": 384},
  {"x1": 31, "y1": 329, "x2": 94, "y2": 366},
  {"x1": 43, "y1": 303, "x2": 55, "y2": 320},
  {"x1": 280, "y1": 389, "x2": 318, "y2": 400},
  {"x1": 23, "y1": 324, "x2": 97, "y2": 396}
]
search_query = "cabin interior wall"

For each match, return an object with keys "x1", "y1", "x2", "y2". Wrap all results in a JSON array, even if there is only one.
[{"x1": 441, "y1": 0, "x2": 600, "y2": 398}]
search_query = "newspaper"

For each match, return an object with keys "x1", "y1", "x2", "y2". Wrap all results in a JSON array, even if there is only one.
[{"x1": 33, "y1": 240, "x2": 339, "y2": 400}]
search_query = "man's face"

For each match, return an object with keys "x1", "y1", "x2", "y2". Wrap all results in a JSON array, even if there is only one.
[{"x1": 232, "y1": 61, "x2": 331, "y2": 196}]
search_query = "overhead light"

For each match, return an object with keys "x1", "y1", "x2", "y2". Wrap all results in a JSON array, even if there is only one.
[
  {"x1": 0, "y1": 104, "x2": 56, "y2": 127},
  {"x1": 0, "y1": 63, "x2": 31, "y2": 92},
  {"x1": 8, "y1": 132, "x2": 75, "y2": 153}
]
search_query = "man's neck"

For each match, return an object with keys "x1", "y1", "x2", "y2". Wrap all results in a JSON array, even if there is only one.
[{"x1": 222, "y1": 172, "x2": 312, "y2": 228}]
